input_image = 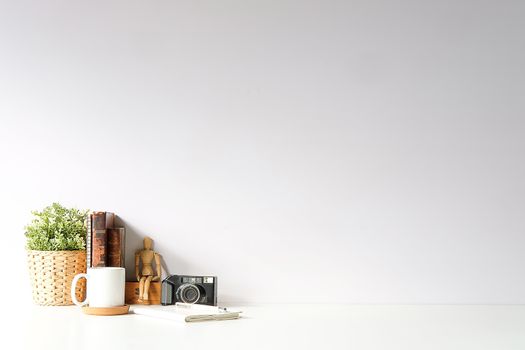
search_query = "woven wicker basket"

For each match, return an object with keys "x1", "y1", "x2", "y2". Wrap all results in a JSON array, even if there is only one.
[{"x1": 27, "y1": 250, "x2": 87, "y2": 306}]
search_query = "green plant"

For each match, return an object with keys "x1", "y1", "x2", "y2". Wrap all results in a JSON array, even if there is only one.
[{"x1": 25, "y1": 203, "x2": 88, "y2": 251}]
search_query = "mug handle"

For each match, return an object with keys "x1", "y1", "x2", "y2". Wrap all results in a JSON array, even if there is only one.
[{"x1": 71, "y1": 273, "x2": 88, "y2": 307}]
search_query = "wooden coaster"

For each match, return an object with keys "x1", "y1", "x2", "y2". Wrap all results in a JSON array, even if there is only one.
[{"x1": 82, "y1": 304, "x2": 130, "y2": 316}]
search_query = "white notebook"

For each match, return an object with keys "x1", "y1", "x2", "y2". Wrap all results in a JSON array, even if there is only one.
[{"x1": 132, "y1": 303, "x2": 242, "y2": 323}]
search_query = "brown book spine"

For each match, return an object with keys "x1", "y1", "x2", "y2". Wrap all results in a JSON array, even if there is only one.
[
  {"x1": 91, "y1": 212, "x2": 107, "y2": 267},
  {"x1": 105, "y1": 212, "x2": 115, "y2": 229},
  {"x1": 107, "y1": 227, "x2": 126, "y2": 267}
]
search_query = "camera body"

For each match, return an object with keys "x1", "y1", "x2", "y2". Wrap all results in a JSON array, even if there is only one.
[{"x1": 161, "y1": 275, "x2": 217, "y2": 306}]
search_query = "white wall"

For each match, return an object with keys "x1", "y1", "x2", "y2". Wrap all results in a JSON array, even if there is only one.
[{"x1": 1, "y1": 0, "x2": 524, "y2": 304}]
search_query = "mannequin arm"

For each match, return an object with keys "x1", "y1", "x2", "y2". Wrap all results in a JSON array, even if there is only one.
[
  {"x1": 152, "y1": 253, "x2": 161, "y2": 281},
  {"x1": 135, "y1": 252, "x2": 140, "y2": 281}
]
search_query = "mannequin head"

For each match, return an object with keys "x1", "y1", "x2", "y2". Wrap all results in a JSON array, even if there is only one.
[{"x1": 144, "y1": 237, "x2": 153, "y2": 250}]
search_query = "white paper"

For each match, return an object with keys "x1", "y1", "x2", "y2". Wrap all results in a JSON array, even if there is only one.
[{"x1": 132, "y1": 305, "x2": 242, "y2": 322}]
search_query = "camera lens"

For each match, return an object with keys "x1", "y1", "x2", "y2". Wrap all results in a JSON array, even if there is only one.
[{"x1": 176, "y1": 284, "x2": 201, "y2": 304}]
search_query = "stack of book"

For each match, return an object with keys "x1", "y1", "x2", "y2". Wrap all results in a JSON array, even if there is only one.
[{"x1": 86, "y1": 212, "x2": 126, "y2": 268}]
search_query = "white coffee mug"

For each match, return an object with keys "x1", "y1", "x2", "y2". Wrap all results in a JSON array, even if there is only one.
[{"x1": 71, "y1": 267, "x2": 125, "y2": 307}]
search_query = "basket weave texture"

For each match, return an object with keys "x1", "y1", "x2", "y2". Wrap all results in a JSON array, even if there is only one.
[{"x1": 27, "y1": 250, "x2": 86, "y2": 306}]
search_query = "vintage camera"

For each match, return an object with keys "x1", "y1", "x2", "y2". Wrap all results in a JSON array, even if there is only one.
[{"x1": 161, "y1": 275, "x2": 217, "y2": 306}]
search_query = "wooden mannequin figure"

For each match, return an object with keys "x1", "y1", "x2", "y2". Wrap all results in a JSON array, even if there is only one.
[{"x1": 135, "y1": 237, "x2": 161, "y2": 304}]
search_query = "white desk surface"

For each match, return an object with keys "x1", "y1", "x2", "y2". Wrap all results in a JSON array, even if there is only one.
[{"x1": 8, "y1": 304, "x2": 525, "y2": 350}]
